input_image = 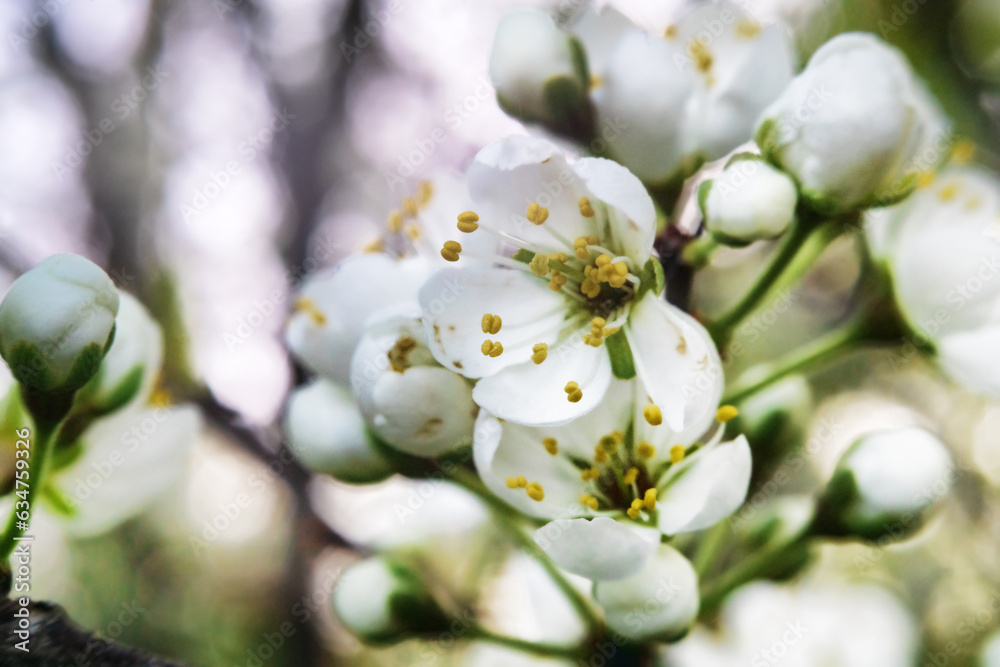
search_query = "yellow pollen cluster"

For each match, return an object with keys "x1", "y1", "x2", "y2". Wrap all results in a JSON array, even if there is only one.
[
  {"x1": 735, "y1": 19, "x2": 761, "y2": 39},
  {"x1": 441, "y1": 240, "x2": 462, "y2": 262},
  {"x1": 529, "y1": 253, "x2": 550, "y2": 277},
  {"x1": 457, "y1": 210, "x2": 480, "y2": 233},
  {"x1": 594, "y1": 446, "x2": 609, "y2": 464},
  {"x1": 581, "y1": 467, "x2": 601, "y2": 482},
  {"x1": 623, "y1": 467, "x2": 639, "y2": 485},
  {"x1": 599, "y1": 432, "x2": 621, "y2": 453},
  {"x1": 643, "y1": 404, "x2": 663, "y2": 426},
  {"x1": 688, "y1": 40, "x2": 714, "y2": 74},
  {"x1": 526, "y1": 202, "x2": 549, "y2": 225},
  {"x1": 363, "y1": 239, "x2": 386, "y2": 253},
  {"x1": 578, "y1": 197, "x2": 595, "y2": 218},
  {"x1": 573, "y1": 235, "x2": 599, "y2": 261},
  {"x1": 526, "y1": 482, "x2": 545, "y2": 501},
  {"x1": 715, "y1": 405, "x2": 739, "y2": 423},
  {"x1": 664, "y1": 24, "x2": 678, "y2": 38},
  {"x1": 670, "y1": 445, "x2": 686, "y2": 464},
  {"x1": 481, "y1": 313, "x2": 502, "y2": 335},
  {"x1": 481, "y1": 340, "x2": 504, "y2": 357},
  {"x1": 387, "y1": 210, "x2": 404, "y2": 233},
  {"x1": 387, "y1": 336, "x2": 418, "y2": 372},
  {"x1": 543, "y1": 437, "x2": 559, "y2": 456},
  {"x1": 581, "y1": 254, "x2": 629, "y2": 298},
  {"x1": 644, "y1": 488, "x2": 657, "y2": 510},
  {"x1": 627, "y1": 499, "x2": 644, "y2": 520},
  {"x1": 637, "y1": 442, "x2": 655, "y2": 459},
  {"x1": 564, "y1": 381, "x2": 583, "y2": 403},
  {"x1": 402, "y1": 197, "x2": 419, "y2": 217},
  {"x1": 951, "y1": 139, "x2": 976, "y2": 165},
  {"x1": 939, "y1": 184, "x2": 959, "y2": 202},
  {"x1": 293, "y1": 297, "x2": 327, "y2": 326},
  {"x1": 584, "y1": 316, "x2": 608, "y2": 347},
  {"x1": 579, "y1": 494, "x2": 600, "y2": 510},
  {"x1": 531, "y1": 343, "x2": 548, "y2": 364},
  {"x1": 549, "y1": 270, "x2": 568, "y2": 292},
  {"x1": 506, "y1": 476, "x2": 527, "y2": 489}
]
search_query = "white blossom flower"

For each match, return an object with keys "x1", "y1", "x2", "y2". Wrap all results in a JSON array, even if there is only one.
[
  {"x1": 490, "y1": 11, "x2": 589, "y2": 127},
  {"x1": 594, "y1": 544, "x2": 699, "y2": 642},
  {"x1": 421, "y1": 135, "x2": 724, "y2": 428},
  {"x1": 868, "y1": 167, "x2": 1000, "y2": 396},
  {"x1": 475, "y1": 377, "x2": 750, "y2": 580},
  {"x1": 75, "y1": 292, "x2": 163, "y2": 412},
  {"x1": 285, "y1": 176, "x2": 479, "y2": 461},
  {"x1": 0, "y1": 253, "x2": 119, "y2": 393},
  {"x1": 284, "y1": 378, "x2": 394, "y2": 483},
  {"x1": 49, "y1": 402, "x2": 201, "y2": 537},
  {"x1": 701, "y1": 155, "x2": 798, "y2": 245},
  {"x1": 982, "y1": 628, "x2": 1000, "y2": 667},
  {"x1": 818, "y1": 427, "x2": 953, "y2": 540},
  {"x1": 350, "y1": 308, "x2": 476, "y2": 457},
  {"x1": 757, "y1": 32, "x2": 948, "y2": 215},
  {"x1": 668, "y1": 582, "x2": 919, "y2": 666},
  {"x1": 591, "y1": 2, "x2": 795, "y2": 183},
  {"x1": 332, "y1": 556, "x2": 448, "y2": 644}
]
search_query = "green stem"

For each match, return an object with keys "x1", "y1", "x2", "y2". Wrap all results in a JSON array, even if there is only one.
[
  {"x1": 448, "y1": 467, "x2": 603, "y2": 633},
  {"x1": 681, "y1": 235, "x2": 720, "y2": 269},
  {"x1": 707, "y1": 218, "x2": 846, "y2": 345},
  {"x1": 722, "y1": 316, "x2": 869, "y2": 405},
  {"x1": 466, "y1": 626, "x2": 584, "y2": 660},
  {"x1": 698, "y1": 534, "x2": 808, "y2": 615},
  {"x1": 0, "y1": 419, "x2": 58, "y2": 561},
  {"x1": 691, "y1": 522, "x2": 729, "y2": 578}
]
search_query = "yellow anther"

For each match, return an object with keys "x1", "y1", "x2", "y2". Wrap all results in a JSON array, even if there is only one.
[
  {"x1": 516, "y1": 476, "x2": 527, "y2": 488},
  {"x1": 581, "y1": 468, "x2": 601, "y2": 482},
  {"x1": 405, "y1": 224, "x2": 421, "y2": 240},
  {"x1": 643, "y1": 488, "x2": 657, "y2": 511},
  {"x1": 457, "y1": 211, "x2": 480, "y2": 233},
  {"x1": 363, "y1": 238, "x2": 386, "y2": 253},
  {"x1": 526, "y1": 202, "x2": 550, "y2": 225},
  {"x1": 566, "y1": 381, "x2": 583, "y2": 402},
  {"x1": 917, "y1": 172, "x2": 936, "y2": 189},
  {"x1": 602, "y1": 327, "x2": 620, "y2": 337},
  {"x1": 637, "y1": 443, "x2": 655, "y2": 460},
  {"x1": 417, "y1": 180, "x2": 434, "y2": 205},
  {"x1": 531, "y1": 343, "x2": 548, "y2": 364},
  {"x1": 664, "y1": 24, "x2": 678, "y2": 38},
  {"x1": 643, "y1": 404, "x2": 663, "y2": 426},
  {"x1": 939, "y1": 184, "x2": 959, "y2": 202},
  {"x1": 583, "y1": 334, "x2": 603, "y2": 348},
  {"x1": 293, "y1": 297, "x2": 327, "y2": 326},
  {"x1": 441, "y1": 240, "x2": 462, "y2": 262},
  {"x1": 670, "y1": 445, "x2": 686, "y2": 464},
  {"x1": 489, "y1": 341, "x2": 503, "y2": 357},
  {"x1": 589, "y1": 73, "x2": 603, "y2": 91},
  {"x1": 591, "y1": 317, "x2": 607, "y2": 329},
  {"x1": 593, "y1": 447, "x2": 609, "y2": 464},
  {"x1": 579, "y1": 494, "x2": 599, "y2": 511},
  {"x1": 580, "y1": 279, "x2": 601, "y2": 299},
  {"x1": 627, "y1": 507, "x2": 640, "y2": 520},
  {"x1": 529, "y1": 253, "x2": 550, "y2": 277},
  {"x1": 564, "y1": 379, "x2": 578, "y2": 391},
  {"x1": 481, "y1": 340, "x2": 494, "y2": 356},
  {"x1": 595, "y1": 254, "x2": 612, "y2": 267},
  {"x1": 482, "y1": 340, "x2": 504, "y2": 357},
  {"x1": 578, "y1": 196, "x2": 595, "y2": 217},
  {"x1": 526, "y1": 482, "x2": 545, "y2": 502},
  {"x1": 548, "y1": 271, "x2": 568, "y2": 292},
  {"x1": 613, "y1": 262, "x2": 629, "y2": 277},
  {"x1": 688, "y1": 40, "x2": 713, "y2": 73},
  {"x1": 715, "y1": 405, "x2": 740, "y2": 423},
  {"x1": 735, "y1": 19, "x2": 761, "y2": 39},
  {"x1": 612, "y1": 430, "x2": 623, "y2": 441},
  {"x1": 481, "y1": 314, "x2": 502, "y2": 335},
  {"x1": 387, "y1": 210, "x2": 404, "y2": 233},
  {"x1": 506, "y1": 477, "x2": 519, "y2": 489},
  {"x1": 543, "y1": 437, "x2": 559, "y2": 456},
  {"x1": 550, "y1": 251, "x2": 568, "y2": 263},
  {"x1": 387, "y1": 336, "x2": 418, "y2": 372},
  {"x1": 599, "y1": 434, "x2": 619, "y2": 453},
  {"x1": 623, "y1": 467, "x2": 639, "y2": 485},
  {"x1": 402, "y1": 197, "x2": 419, "y2": 216}
]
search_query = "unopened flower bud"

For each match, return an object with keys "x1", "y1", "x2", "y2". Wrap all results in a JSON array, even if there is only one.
[{"x1": 701, "y1": 156, "x2": 798, "y2": 245}]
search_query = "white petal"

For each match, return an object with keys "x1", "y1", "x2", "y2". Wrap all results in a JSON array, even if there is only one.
[
  {"x1": 625, "y1": 295, "x2": 723, "y2": 433},
  {"x1": 284, "y1": 379, "x2": 394, "y2": 483},
  {"x1": 473, "y1": 334, "x2": 612, "y2": 427},
  {"x1": 418, "y1": 267, "x2": 567, "y2": 379},
  {"x1": 657, "y1": 435, "x2": 752, "y2": 535},
  {"x1": 937, "y1": 326, "x2": 1000, "y2": 397},
  {"x1": 472, "y1": 411, "x2": 587, "y2": 520},
  {"x1": 533, "y1": 517, "x2": 660, "y2": 580},
  {"x1": 467, "y1": 135, "x2": 594, "y2": 250},
  {"x1": 573, "y1": 157, "x2": 656, "y2": 264},
  {"x1": 53, "y1": 405, "x2": 201, "y2": 537},
  {"x1": 286, "y1": 254, "x2": 430, "y2": 385},
  {"x1": 594, "y1": 544, "x2": 699, "y2": 642}
]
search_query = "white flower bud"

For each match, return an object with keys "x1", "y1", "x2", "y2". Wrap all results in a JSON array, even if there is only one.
[
  {"x1": 0, "y1": 254, "x2": 119, "y2": 394},
  {"x1": 284, "y1": 380, "x2": 393, "y2": 484},
  {"x1": 594, "y1": 545, "x2": 699, "y2": 643},
  {"x1": 332, "y1": 557, "x2": 448, "y2": 644},
  {"x1": 75, "y1": 293, "x2": 163, "y2": 412},
  {"x1": 490, "y1": 11, "x2": 590, "y2": 127},
  {"x1": 351, "y1": 311, "x2": 475, "y2": 457},
  {"x1": 702, "y1": 156, "x2": 798, "y2": 245},
  {"x1": 757, "y1": 32, "x2": 948, "y2": 215},
  {"x1": 819, "y1": 427, "x2": 953, "y2": 540}
]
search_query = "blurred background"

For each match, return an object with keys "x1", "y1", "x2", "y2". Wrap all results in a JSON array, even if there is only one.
[{"x1": 4, "y1": 0, "x2": 1000, "y2": 664}]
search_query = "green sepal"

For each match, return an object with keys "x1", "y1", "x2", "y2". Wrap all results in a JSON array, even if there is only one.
[
  {"x1": 605, "y1": 329, "x2": 636, "y2": 380},
  {"x1": 61, "y1": 342, "x2": 106, "y2": 393}
]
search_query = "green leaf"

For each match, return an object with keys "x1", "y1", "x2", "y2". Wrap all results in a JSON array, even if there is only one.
[{"x1": 605, "y1": 329, "x2": 635, "y2": 380}]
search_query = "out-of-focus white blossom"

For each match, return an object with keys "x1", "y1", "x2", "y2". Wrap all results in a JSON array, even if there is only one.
[{"x1": 757, "y1": 32, "x2": 948, "y2": 215}]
